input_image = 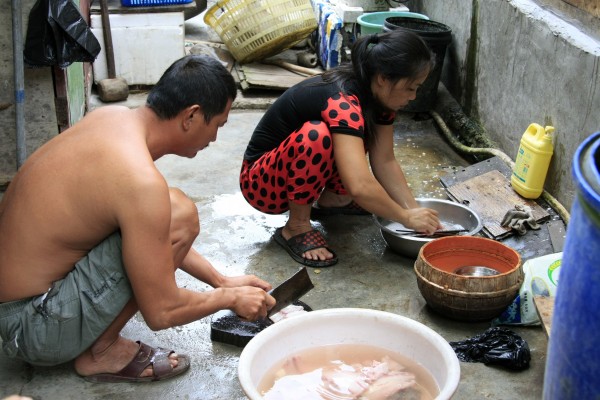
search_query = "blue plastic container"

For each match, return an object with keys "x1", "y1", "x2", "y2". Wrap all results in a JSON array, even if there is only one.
[
  {"x1": 356, "y1": 11, "x2": 429, "y2": 35},
  {"x1": 121, "y1": 0, "x2": 193, "y2": 6},
  {"x1": 543, "y1": 131, "x2": 600, "y2": 399}
]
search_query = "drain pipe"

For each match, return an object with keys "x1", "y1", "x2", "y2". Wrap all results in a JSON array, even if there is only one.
[
  {"x1": 12, "y1": 0, "x2": 26, "y2": 169},
  {"x1": 429, "y1": 109, "x2": 571, "y2": 225}
]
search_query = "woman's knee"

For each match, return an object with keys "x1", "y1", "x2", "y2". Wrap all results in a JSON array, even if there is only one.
[
  {"x1": 298, "y1": 121, "x2": 333, "y2": 157},
  {"x1": 300, "y1": 121, "x2": 330, "y2": 138}
]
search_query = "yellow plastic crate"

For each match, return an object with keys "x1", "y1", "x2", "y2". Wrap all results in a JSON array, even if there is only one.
[{"x1": 204, "y1": 0, "x2": 317, "y2": 63}]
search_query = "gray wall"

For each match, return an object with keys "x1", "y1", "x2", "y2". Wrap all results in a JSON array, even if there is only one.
[
  {"x1": 1, "y1": 1, "x2": 59, "y2": 184},
  {"x1": 415, "y1": 0, "x2": 600, "y2": 211},
  {"x1": 2, "y1": 0, "x2": 599, "y2": 212}
]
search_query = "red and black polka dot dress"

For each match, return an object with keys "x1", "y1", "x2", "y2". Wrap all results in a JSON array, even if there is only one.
[{"x1": 240, "y1": 75, "x2": 395, "y2": 214}]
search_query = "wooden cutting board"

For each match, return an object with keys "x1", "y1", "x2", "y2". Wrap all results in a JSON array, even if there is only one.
[
  {"x1": 236, "y1": 62, "x2": 312, "y2": 90},
  {"x1": 445, "y1": 169, "x2": 550, "y2": 239},
  {"x1": 534, "y1": 295, "x2": 554, "y2": 338}
]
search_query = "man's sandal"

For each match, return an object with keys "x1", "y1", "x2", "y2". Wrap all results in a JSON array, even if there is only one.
[{"x1": 83, "y1": 341, "x2": 190, "y2": 383}]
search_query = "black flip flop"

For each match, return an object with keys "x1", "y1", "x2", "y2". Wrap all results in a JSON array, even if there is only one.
[{"x1": 273, "y1": 227, "x2": 338, "y2": 268}]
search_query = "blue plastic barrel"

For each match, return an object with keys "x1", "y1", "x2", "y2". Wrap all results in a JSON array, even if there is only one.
[{"x1": 543, "y1": 131, "x2": 600, "y2": 399}]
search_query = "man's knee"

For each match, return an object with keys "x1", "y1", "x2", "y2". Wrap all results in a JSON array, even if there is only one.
[{"x1": 169, "y1": 188, "x2": 199, "y2": 238}]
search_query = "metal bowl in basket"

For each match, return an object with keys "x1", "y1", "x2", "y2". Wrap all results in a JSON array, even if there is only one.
[
  {"x1": 414, "y1": 236, "x2": 523, "y2": 321},
  {"x1": 374, "y1": 198, "x2": 482, "y2": 258}
]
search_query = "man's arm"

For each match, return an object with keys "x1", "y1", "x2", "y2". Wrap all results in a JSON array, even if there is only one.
[
  {"x1": 114, "y1": 170, "x2": 273, "y2": 330},
  {"x1": 180, "y1": 247, "x2": 272, "y2": 292}
]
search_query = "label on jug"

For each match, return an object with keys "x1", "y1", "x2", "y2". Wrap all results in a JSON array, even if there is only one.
[{"x1": 513, "y1": 147, "x2": 529, "y2": 183}]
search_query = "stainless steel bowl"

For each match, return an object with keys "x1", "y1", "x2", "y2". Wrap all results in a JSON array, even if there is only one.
[
  {"x1": 453, "y1": 266, "x2": 500, "y2": 277},
  {"x1": 374, "y1": 198, "x2": 483, "y2": 258}
]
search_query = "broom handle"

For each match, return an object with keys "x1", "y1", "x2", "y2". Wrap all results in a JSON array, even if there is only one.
[{"x1": 99, "y1": 0, "x2": 116, "y2": 79}]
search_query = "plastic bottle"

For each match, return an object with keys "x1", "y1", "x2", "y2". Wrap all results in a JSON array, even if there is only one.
[{"x1": 511, "y1": 123, "x2": 554, "y2": 199}]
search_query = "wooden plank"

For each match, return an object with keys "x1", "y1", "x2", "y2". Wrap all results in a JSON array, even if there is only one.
[
  {"x1": 53, "y1": 68, "x2": 69, "y2": 132},
  {"x1": 236, "y1": 63, "x2": 310, "y2": 90},
  {"x1": 440, "y1": 156, "x2": 564, "y2": 260},
  {"x1": 440, "y1": 156, "x2": 512, "y2": 188},
  {"x1": 445, "y1": 170, "x2": 551, "y2": 239},
  {"x1": 533, "y1": 295, "x2": 554, "y2": 338}
]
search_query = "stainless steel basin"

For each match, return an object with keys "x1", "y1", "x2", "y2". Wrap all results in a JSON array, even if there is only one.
[{"x1": 374, "y1": 198, "x2": 483, "y2": 258}]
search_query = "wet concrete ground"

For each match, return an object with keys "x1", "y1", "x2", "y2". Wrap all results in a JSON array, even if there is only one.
[
  {"x1": 0, "y1": 110, "x2": 548, "y2": 399},
  {"x1": 0, "y1": 11, "x2": 549, "y2": 400}
]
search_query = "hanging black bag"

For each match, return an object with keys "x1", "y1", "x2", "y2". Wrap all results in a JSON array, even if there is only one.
[{"x1": 23, "y1": 0, "x2": 101, "y2": 68}]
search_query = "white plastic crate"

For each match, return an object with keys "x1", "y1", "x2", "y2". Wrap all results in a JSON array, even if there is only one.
[{"x1": 91, "y1": 12, "x2": 185, "y2": 85}]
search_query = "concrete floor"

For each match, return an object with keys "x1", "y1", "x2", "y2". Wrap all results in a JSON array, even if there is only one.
[
  {"x1": 0, "y1": 12, "x2": 549, "y2": 400},
  {"x1": 0, "y1": 110, "x2": 548, "y2": 399}
]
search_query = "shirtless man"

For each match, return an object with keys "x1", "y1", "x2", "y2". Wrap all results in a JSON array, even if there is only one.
[{"x1": 0, "y1": 55, "x2": 275, "y2": 383}]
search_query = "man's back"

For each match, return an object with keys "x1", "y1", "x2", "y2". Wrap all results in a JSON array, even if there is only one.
[{"x1": 0, "y1": 105, "x2": 159, "y2": 301}]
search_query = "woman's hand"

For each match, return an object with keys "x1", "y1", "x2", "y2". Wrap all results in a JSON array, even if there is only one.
[{"x1": 402, "y1": 207, "x2": 442, "y2": 235}]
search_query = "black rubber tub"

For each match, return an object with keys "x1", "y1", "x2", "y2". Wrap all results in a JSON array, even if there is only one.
[{"x1": 383, "y1": 17, "x2": 452, "y2": 113}]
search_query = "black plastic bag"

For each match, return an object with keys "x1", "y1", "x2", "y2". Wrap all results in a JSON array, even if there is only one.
[
  {"x1": 449, "y1": 327, "x2": 531, "y2": 370},
  {"x1": 24, "y1": 0, "x2": 101, "y2": 68}
]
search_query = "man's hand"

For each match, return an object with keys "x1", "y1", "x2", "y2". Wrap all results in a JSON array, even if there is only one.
[
  {"x1": 228, "y1": 286, "x2": 276, "y2": 321},
  {"x1": 220, "y1": 274, "x2": 272, "y2": 292},
  {"x1": 221, "y1": 275, "x2": 275, "y2": 321}
]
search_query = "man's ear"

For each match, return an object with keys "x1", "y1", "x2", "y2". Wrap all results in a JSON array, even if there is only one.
[{"x1": 182, "y1": 105, "x2": 202, "y2": 130}]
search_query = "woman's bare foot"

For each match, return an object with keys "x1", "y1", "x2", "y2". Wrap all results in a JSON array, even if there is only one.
[
  {"x1": 286, "y1": 201, "x2": 335, "y2": 262},
  {"x1": 282, "y1": 224, "x2": 334, "y2": 261},
  {"x1": 74, "y1": 336, "x2": 179, "y2": 378}
]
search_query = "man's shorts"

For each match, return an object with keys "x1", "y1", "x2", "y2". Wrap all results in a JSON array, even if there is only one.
[{"x1": 0, "y1": 232, "x2": 133, "y2": 366}]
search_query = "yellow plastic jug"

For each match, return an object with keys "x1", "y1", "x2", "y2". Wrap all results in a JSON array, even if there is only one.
[{"x1": 511, "y1": 123, "x2": 554, "y2": 199}]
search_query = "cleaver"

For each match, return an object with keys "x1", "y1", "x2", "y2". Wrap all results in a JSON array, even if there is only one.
[{"x1": 266, "y1": 267, "x2": 314, "y2": 319}]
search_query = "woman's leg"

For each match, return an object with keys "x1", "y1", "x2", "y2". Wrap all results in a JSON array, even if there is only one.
[
  {"x1": 315, "y1": 170, "x2": 354, "y2": 208},
  {"x1": 240, "y1": 121, "x2": 336, "y2": 261}
]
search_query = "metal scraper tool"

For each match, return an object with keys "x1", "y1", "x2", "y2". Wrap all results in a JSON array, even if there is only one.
[{"x1": 266, "y1": 267, "x2": 314, "y2": 320}]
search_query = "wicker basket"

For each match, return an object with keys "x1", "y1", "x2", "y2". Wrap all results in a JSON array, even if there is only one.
[
  {"x1": 414, "y1": 236, "x2": 523, "y2": 322},
  {"x1": 204, "y1": 0, "x2": 317, "y2": 64}
]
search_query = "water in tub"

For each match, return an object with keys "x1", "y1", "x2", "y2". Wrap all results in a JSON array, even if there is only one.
[{"x1": 259, "y1": 343, "x2": 438, "y2": 399}]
